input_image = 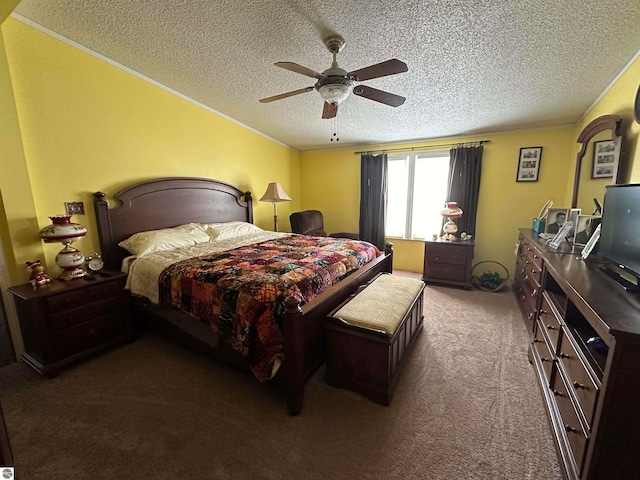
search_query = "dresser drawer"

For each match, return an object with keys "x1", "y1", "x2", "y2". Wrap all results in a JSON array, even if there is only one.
[
  {"x1": 533, "y1": 321, "x2": 554, "y2": 380},
  {"x1": 46, "y1": 280, "x2": 124, "y2": 313},
  {"x1": 558, "y1": 332, "x2": 600, "y2": 428},
  {"x1": 49, "y1": 296, "x2": 124, "y2": 331},
  {"x1": 51, "y1": 311, "x2": 126, "y2": 359},
  {"x1": 524, "y1": 255, "x2": 543, "y2": 285},
  {"x1": 522, "y1": 273, "x2": 540, "y2": 304},
  {"x1": 427, "y1": 263, "x2": 465, "y2": 281},
  {"x1": 552, "y1": 369, "x2": 588, "y2": 472},
  {"x1": 539, "y1": 294, "x2": 561, "y2": 350}
]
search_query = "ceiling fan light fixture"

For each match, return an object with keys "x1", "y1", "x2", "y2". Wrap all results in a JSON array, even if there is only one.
[{"x1": 318, "y1": 83, "x2": 350, "y2": 106}]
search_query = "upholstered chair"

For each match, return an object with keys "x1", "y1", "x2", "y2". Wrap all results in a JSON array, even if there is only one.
[{"x1": 289, "y1": 210, "x2": 359, "y2": 240}]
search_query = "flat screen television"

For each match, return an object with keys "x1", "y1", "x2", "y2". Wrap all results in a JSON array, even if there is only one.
[{"x1": 598, "y1": 183, "x2": 640, "y2": 291}]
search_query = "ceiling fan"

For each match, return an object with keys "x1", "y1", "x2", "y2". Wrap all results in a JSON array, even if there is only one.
[{"x1": 259, "y1": 35, "x2": 408, "y2": 119}]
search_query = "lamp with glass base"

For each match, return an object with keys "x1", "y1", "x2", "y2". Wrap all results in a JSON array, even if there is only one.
[
  {"x1": 39, "y1": 215, "x2": 87, "y2": 280},
  {"x1": 440, "y1": 202, "x2": 463, "y2": 241}
]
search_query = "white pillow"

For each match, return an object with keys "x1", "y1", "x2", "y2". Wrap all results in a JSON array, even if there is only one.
[
  {"x1": 118, "y1": 223, "x2": 211, "y2": 257},
  {"x1": 206, "y1": 221, "x2": 263, "y2": 241}
]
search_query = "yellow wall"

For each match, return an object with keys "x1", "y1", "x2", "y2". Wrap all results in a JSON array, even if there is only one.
[
  {"x1": 1, "y1": 18, "x2": 300, "y2": 283},
  {"x1": 0, "y1": 28, "x2": 43, "y2": 283},
  {"x1": 301, "y1": 127, "x2": 575, "y2": 274}
]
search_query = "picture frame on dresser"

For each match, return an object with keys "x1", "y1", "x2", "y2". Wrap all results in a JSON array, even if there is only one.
[
  {"x1": 573, "y1": 215, "x2": 601, "y2": 246},
  {"x1": 516, "y1": 146, "x2": 542, "y2": 182},
  {"x1": 544, "y1": 208, "x2": 569, "y2": 235}
]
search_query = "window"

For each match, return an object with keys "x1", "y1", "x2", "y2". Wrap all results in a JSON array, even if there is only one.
[{"x1": 386, "y1": 151, "x2": 450, "y2": 240}]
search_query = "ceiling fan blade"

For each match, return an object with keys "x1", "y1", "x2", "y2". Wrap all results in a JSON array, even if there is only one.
[
  {"x1": 275, "y1": 62, "x2": 325, "y2": 80},
  {"x1": 348, "y1": 59, "x2": 408, "y2": 82},
  {"x1": 322, "y1": 102, "x2": 338, "y2": 119},
  {"x1": 353, "y1": 85, "x2": 406, "y2": 107},
  {"x1": 259, "y1": 87, "x2": 314, "y2": 103}
]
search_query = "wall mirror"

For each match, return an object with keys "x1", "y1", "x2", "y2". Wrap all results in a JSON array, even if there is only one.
[{"x1": 572, "y1": 114, "x2": 624, "y2": 213}]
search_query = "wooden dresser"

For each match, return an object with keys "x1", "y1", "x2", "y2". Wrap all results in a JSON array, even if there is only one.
[
  {"x1": 513, "y1": 229, "x2": 640, "y2": 479},
  {"x1": 422, "y1": 238, "x2": 474, "y2": 289},
  {"x1": 8, "y1": 271, "x2": 134, "y2": 377}
]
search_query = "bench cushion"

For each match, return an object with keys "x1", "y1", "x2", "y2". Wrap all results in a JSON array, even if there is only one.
[{"x1": 331, "y1": 274, "x2": 425, "y2": 336}]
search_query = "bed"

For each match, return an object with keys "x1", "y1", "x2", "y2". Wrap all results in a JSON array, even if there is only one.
[{"x1": 93, "y1": 177, "x2": 393, "y2": 414}]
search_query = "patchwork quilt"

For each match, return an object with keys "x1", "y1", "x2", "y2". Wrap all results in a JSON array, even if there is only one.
[{"x1": 158, "y1": 235, "x2": 380, "y2": 381}]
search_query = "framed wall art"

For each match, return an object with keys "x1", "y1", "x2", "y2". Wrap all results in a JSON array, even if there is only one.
[
  {"x1": 592, "y1": 140, "x2": 616, "y2": 178},
  {"x1": 516, "y1": 146, "x2": 542, "y2": 182}
]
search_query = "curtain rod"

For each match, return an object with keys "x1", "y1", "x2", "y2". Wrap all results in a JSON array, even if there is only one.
[{"x1": 354, "y1": 140, "x2": 491, "y2": 155}]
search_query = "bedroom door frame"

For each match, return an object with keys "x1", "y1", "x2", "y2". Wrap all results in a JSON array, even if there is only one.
[{"x1": 0, "y1": 230, "x2": 20, "y2": 361}]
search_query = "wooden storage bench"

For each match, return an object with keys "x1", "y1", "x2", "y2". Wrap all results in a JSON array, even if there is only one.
[{"x1": 325, "y1": 273, "x2": 425, "y2": 405}]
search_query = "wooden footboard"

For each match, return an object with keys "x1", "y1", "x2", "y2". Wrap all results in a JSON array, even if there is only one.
[{"x1": 280, "y1": 242, "x2": 393, "y2": 415}]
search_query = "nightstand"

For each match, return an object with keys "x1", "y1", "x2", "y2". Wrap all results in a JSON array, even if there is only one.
[
  {"x1": 8, "y1": 271, "x2": 134, "y2": 377},
  {"x1": 422, "y1": 239, "x2": 475, "y2": 289}
]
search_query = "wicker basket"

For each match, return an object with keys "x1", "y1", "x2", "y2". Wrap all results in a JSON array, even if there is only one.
[{"x1": 471, "y1": 261, "x2": 509, "y2": 292}]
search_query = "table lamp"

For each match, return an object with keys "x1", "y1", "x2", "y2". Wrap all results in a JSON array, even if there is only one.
[
  {"x1": 39, "y1": 215, "x2": 87, "y2": 280},
  {"x1": 440, "y1": 202, "x2": 463, "y2": 241}
]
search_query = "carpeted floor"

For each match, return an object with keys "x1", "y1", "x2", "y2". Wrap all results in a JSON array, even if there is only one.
[{"x1": 0, "y1": 274, "x2": 562, "y2": 479}]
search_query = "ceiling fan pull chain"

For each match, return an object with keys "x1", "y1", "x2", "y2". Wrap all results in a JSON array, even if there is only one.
[{"x1": 330, "y1": 116, "x2": 340, "y2": 142}]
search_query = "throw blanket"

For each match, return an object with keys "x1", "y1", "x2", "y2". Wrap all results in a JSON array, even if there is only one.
[{"x1": 158, "y1": 235, "x2": 380, "y2": 381}]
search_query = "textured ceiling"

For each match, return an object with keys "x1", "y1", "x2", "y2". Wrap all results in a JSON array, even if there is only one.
[{"x1": 12, "y1": 0, "x2": 640, "y2": 151}]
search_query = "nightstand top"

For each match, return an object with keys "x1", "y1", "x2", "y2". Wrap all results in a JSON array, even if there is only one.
[
  {"x1": 424, "y1": 238, "x2": 475, "y2": 246},
  {"x1": 8, "y1": 270, "x2": 126, "y2": 301}
]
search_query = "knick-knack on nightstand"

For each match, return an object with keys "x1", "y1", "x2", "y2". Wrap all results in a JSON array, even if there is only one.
[{"x1": 26, "y1": 260, "x2": 51, "y2": 286}]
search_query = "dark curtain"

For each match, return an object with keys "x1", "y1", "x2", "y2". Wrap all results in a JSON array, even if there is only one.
[
  {"x1": 359, "y1": 152, "x2": 388, "y2": 250},
  {"x1": 447, "y1": 145, "x2": 484, "y2": 236}
]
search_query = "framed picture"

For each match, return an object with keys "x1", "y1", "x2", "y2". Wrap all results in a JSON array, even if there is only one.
[
  {"x1": 545, "y1": 208, "x2": 569, "y2": 236},
  {"x1": 64, "y1": 201, "x2": 85, "y2": 216},
  {"x1": 573, "y1": 215, "x2": 602, "y2": 246},
  {"x1": 592, "y1": 140, "x2": 616, "y2": 178},
  {"x1": 566, "y1": 208, "x2": 581, "y2": 243},
  {"x1": 548, "y1": 221, "x2": 574, "y2": 250},
  {"x1": 516, "y1": 146, "x2": 542, "y2": 182}
]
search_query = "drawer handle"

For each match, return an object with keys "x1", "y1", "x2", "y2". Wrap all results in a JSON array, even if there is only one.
[
  {"x1": 525, "y1": 260, "x2": 530, "y2": 265},
  {"x1": 559, "y1": 352, "x2": 570, "y2": 359},
  {"x1": 553, "y1": 390, "x2": 563, "y2": 397},
  {"x1": 533, "y1": 338, "x2": 541, "y2": 343},
  {"x1": 546, "y1": 324, "x2": 556, "y2": 330},
  {"x1": 530, "y1": 289, "x2": 537, "y2": 297},
  {"x1": 540, "y1": 309, "x2": 548, "y2": 316},
  {"x1": 565, "y1": 425, "x2": 579, "y2": 434},
  {"x1": 540, "y1": 357, "x2": 549, "y2": 363},
  {"x1": 533, "y1": 254, "x2": 539, "y2": 259},
  {"x1": 520, "y1": 295, "x2": 525, "y2": 301},
  {"x1": 573, "y1": 381, "x2": 585, "y2": 390},
  {"x1": 89, "y1": 329, "x2": 97, "y2": 336},
  {"x1": 527, "y1": 312, "x2": 534, "y2": 320},
  {"x1": 527, "y1": 247, "x2": 532, "y2": 252}
]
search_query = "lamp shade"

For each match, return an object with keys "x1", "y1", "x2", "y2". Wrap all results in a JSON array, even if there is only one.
[
  {"x1": 318, "y1": 84, "x2": 351, "y2": 106},
  {"x1": 260, "y1": 182, "x2": 292, "y2": 202},
  {"x1": 39, "y1": 215, "x2": 87, "y2": 242}
]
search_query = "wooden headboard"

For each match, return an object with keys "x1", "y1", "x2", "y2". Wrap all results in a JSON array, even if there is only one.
[{"x1": 94, "y1": 177, "x2": 253, "y2": 270}]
